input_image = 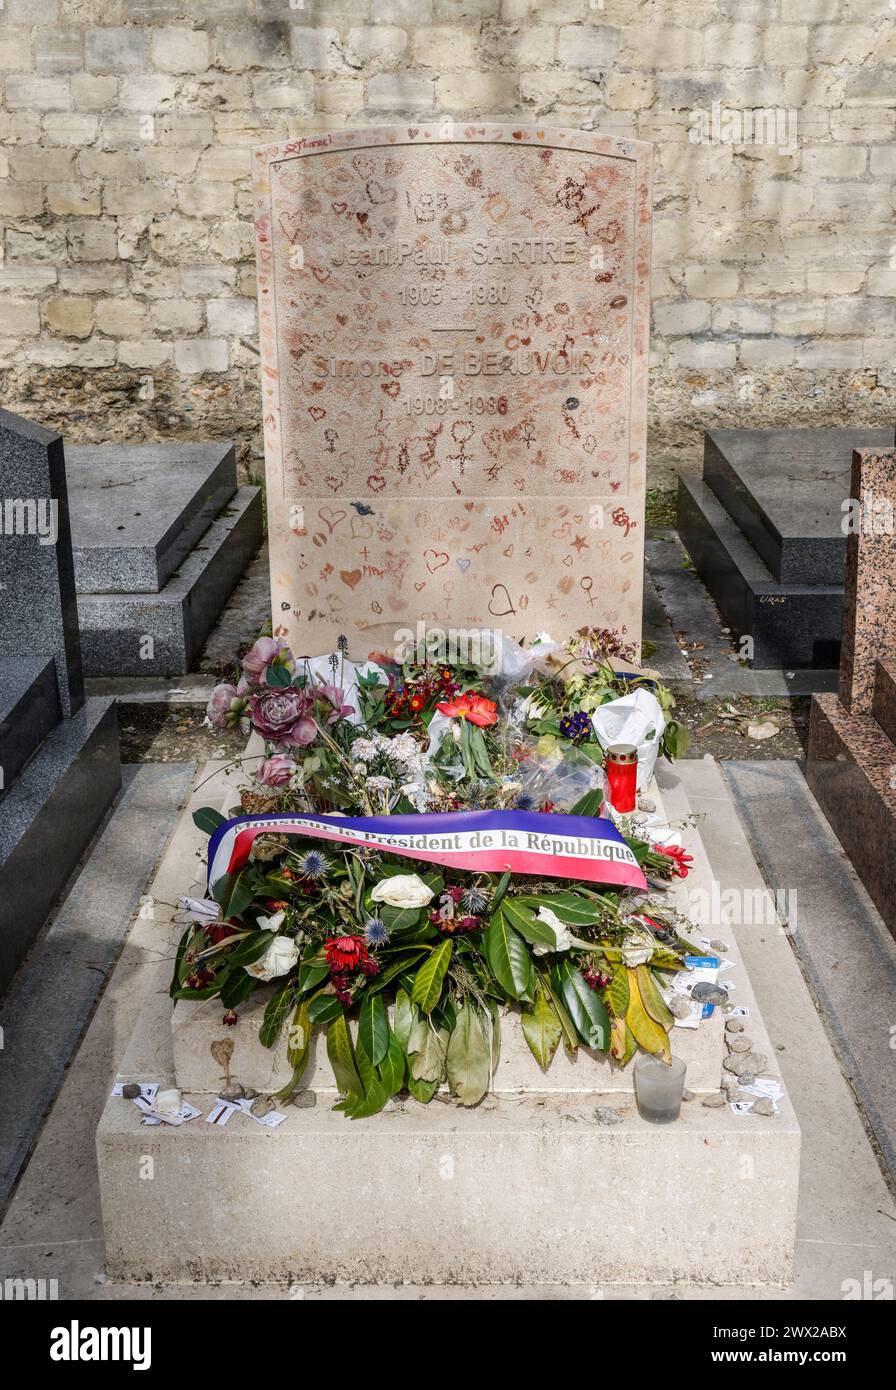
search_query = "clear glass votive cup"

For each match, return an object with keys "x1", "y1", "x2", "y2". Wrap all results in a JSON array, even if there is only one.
[{"x1": 633, "y1": 1054, "x2": 687, "y2": 1125}]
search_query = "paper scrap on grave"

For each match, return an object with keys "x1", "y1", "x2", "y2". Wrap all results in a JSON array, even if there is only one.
[{"x1": 667, "y1": 954, "x2": 722, "y2": 1027}]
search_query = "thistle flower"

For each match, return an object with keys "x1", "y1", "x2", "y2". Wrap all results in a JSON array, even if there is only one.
[
  {"x1": 363, "y1": 916, "x2": 390, "y2": 947},
  {"x1": 297, "y1": 849, "x2": 329, "y2": 881},
  {"x1": 460, "y1": 886, "x2": 487, "y2": 916}
]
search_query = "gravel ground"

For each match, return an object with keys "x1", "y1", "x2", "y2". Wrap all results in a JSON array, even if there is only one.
[{"x1": 119, "y1": 693, "x2": 811, "y2": 766}]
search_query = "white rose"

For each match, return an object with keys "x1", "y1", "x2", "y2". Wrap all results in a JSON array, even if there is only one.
[
  {"x1": 533, "y1": 905, "x2": 574, "y2": 956},
  {"x1": 245, "y1": 934, "x2": 300, "y2": 982},
  {"x1": 256, "y1": 909, "x2": 286, "y2": 933},
  {"x1": 370, "y1": 873, "x2": 434, "y2": 909}
]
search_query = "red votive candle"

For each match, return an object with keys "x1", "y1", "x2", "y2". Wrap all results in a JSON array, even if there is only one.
[{"x1": 605, "y1": 743, "x2": 638, "y2": 813}]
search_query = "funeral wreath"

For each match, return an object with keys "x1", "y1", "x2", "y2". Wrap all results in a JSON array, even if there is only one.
[{"x1": 174, "y1": 632, "x2": 699, "y2": 1117}]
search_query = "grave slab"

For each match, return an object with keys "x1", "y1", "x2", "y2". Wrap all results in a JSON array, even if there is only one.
[
  {"x1": 0, "y1": 408, "x2": 83, "y2": 716},
  {"x1": 66, "y1": 442, "x2": 237, "y2": 594},
  {"x1": 703, "y1": 428, "x2": 893, "y2": 585},
  {"x1": 253, "y1": 124, "x2": 652, "y2": 655},
  {"x1": 0, "y1": 656, "x2": 59, "y2": 798},
  {"x1": 98, "y1": 767, "x2": 799, "y2": 1287},
  {"x1": 0, "y1": 696, "x2": 120, "y2": 993},
  {"x1": 172, "y1": 777, "x2": 756, "y2": 1098},
  {"x1": 677, "y1": 476, "x2": 842, "y2": 669},
  {"x1": 77, "y1": 486, "x2": 263, "y2": 676},
  {"x1": 807, "y1": 448, "x2": 896, "y2": 943}
]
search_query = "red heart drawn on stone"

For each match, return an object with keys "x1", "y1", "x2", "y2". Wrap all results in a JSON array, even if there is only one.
[
  {"x1": 308, "y1": 406, "x2": 326, "y2": 421},
  {"x1": 367, "y1": 475, "x2": 386, "y2": 492},
  {"x1": 425, "y1": 549, "x2": 449, "y2": 573},
  {"x1": 324, "y1": 476, "x2": 343, "y2": 492},
  {"x1": 408, "y1": 128, "x2": 419, "y2": 139},
  {"x1": 332, "y1": 202, "x2": 347, "y2": 215},
  {"x1": 336, "y1": 314, "x2": 348, "y2": 327},
  {"x1": 319, "y1": 508, "x2": 346, "y2": 532},
  {"x1": 312, "y1": 267, "x2": 330, "y2": 283},
  {"x1": 340, "y1": 570, "x2": 362, "y2": 589},
  {"x1": 381, "y1": 381, "x2": 400, "y2": 399},
  {"x1": 512, "y1": 131, "x2": 523, "y2": 140}
]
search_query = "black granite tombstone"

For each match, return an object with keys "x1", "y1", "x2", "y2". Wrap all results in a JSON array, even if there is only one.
[
  {"x1": 678, "y1": 427, "x2": 895, "y2": 670},
  {"x1": 0, "y1": 408, "x2": 119, "y2": 993},
  {"x1": 0, "y1": 408, "x2": 85, "y2": 716}
]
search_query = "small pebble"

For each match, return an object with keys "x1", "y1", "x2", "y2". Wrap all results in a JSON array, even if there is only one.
[
  {"x1": 727, "y1": 1036, "x2": 752, "y2": 1053},
  {"x1": 121, "y1": 1083, "x2": 141, "y2": 1100},
  {"x1": 292, "y1": 1090, "x2": 317, "y2": 1109},
  {"x1": 709, "y1": 939, "x2": 729, "y2": 952},
  {"x1": 726, "y1": 1088, "x2": 753, "y2": 1104},
  {"x1": 692, "y1": 981, "x2": 729, "y2": 1005},
  {"x1": 725, "y1": 1019, "x2": 745, "y2": 1034},
  {"x1": 594, "y1": 1106, "x2": 624, "y2": 1126},
  {"x1": 722, "y1": 1051, "x2": 767, "y2": 1078},
  {"x1": 638, "y1": 796, "x2": 656, "y2": 813},
  {"x1": 243, "y1": 1087, "x2": 257, "y2": 1100},
  {"x1": 738, "y1": 1073, "x2": 756, "y2": 1087},
  {"x1": 752, "y1": 1098, "x2": 777, "y2": 1117},
  {"x1": 220, "y1": 1082, "x2": 245, "y2": 1100},
  {"x1": 702, "y1": 1092, "x2": 726, "y2": 1108},
  {"x1": 721, "y1": 1003, "x2": 734, "y2": 1014},
  {"x1": 669, "y1": 996, "x2": 693, "y2": 1019},
  {"x1": 250, "y1": 1095, "x2": 275, "y2": 1118}
]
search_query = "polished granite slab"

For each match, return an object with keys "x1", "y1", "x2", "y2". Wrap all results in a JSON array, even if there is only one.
[
  {"x1": 77, "y1": 486, "x2": 262, "y2": 677},
  {"x1": 807, "y1": 693, "x2": 896, "y2": 943},
  {"x1": 0, "y1": 409, "x2": 84, "y2": 717},
  {"x1": 0, "y1": 656, "x2": 60, "y2": 798},
  {"x1": 66, "y1": 442, "x2": 237, "y2": 594},
  {"x1": 677, "y1": 475, "x2": 842, "y2": 669},
  {"x1": 703, "y1": 427, "x2": 894, "y2": 586},
  {"x1": 0, "y1": 696, "x2": 120, "y2": 993}
]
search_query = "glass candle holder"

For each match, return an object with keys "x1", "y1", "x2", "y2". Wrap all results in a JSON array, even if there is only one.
[
  {"x1": 633, "y1": 1054, "x2": 687, "y2": 1125},
  {"x1": 605, "y1": 742, "x2": 638, "y2": 813}
]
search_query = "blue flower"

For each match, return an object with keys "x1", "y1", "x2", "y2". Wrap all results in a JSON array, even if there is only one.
[
  {"x1": 363, "y1": 916, "x2": 390, "y2": 947},
  {"x1": 559, "y1": 710, "x2": 592, "y2": 745},
  {"x1": 298, "y1": 850, "x2": 329, "y2": 880},
  {"x1": 460, "y1": 886, "x2": 487, "y2": 915},
  {"x1": 515, "y1": 793, "x2": 535, "y2": 811}
]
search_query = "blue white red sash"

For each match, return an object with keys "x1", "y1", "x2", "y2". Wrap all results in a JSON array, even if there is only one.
[{"x1": 207, "y1": 809, "x2": 647, "y2": 893}]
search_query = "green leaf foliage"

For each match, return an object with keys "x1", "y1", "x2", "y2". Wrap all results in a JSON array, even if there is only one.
[
  {"x1": 445, "y1": 1003, "x2": 491, "y2": 1106},
  {"x1": 192, "y1": 806, "x2": 227, "y2": 836},
  {"x1": 410, "y1": 939, "x2": 453, "y2": 1013},
  {"x1": 484, "y1": 908, "x2": 534, "y2": 1000}
]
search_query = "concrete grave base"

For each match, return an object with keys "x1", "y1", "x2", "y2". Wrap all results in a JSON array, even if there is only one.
[{"x1": 97, "y1": 763, "x2": 800, "y2": 1287}]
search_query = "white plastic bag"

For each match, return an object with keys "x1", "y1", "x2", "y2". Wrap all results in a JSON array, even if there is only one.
[
  {"x1": 301, "y1": 654, "x2": 388, "y2": 726},
  {"x1": 590, "y1": 687, "x2": 666, "y2": 790}
]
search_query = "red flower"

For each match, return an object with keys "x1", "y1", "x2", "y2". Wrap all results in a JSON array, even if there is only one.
[
  {"x1": 436, "y1": 691, "x2": 498, "y2": 727},
  {"x1": 655, "y1": 844, "x2": 694, "y2": 879},
  {"x1": 324, "y1": 934, "x2": 369, "y2": 973}
]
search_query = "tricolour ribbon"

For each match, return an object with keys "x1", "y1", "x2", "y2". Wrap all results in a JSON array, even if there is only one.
[{"x1": 207, "y1": 809, "x2": 647, "y2": 894}]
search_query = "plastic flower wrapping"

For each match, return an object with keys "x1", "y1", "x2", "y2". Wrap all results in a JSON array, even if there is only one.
[{"x1": 175, "y1": 628, "x2": 696, "y2": 1116}]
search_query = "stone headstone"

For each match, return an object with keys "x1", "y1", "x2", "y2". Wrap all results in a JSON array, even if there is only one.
[
  {"x1": 253, "y1": 123, "x2": 652, "y2": 654},
  {"x1": 0, "y1": 408, "x2": 83, "y2": 716},
  {"x1": 839, "y1": 447, "x2": 896, "y2": 714}
]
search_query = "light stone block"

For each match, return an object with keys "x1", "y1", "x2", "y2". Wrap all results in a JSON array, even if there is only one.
[{"x1": 98, "y1": 765, "x2": 800, "y2": 1288}]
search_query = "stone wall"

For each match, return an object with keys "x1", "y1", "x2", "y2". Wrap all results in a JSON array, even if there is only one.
[{"x1": 0, "y1": 0, "x2": 894, "y2": 483}]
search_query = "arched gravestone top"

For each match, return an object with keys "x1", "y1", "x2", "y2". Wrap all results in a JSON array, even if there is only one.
[{"x1": 253, "y1": 123, "x2": 653, "y2": 656}]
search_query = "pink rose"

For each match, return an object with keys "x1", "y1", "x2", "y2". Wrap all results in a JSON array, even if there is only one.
[
  {"x1": 242, "y1": 636, "x2": 295, "y2": 685},
  {"x1": 256, "y1": 754, "x2": 297, "y2": 788},
  {"x1": 206, "y1": 682, "x2": 249, "y2": 732},
  {"x1": 249, "y1": 687, "x2": 316, "y2": 748}
]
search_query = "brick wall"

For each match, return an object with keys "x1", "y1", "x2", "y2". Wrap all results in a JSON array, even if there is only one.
[{"x1": 1, "y1": 0, "x2": 894, "y2": 482}]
